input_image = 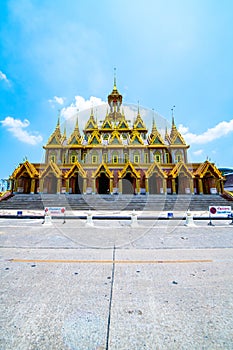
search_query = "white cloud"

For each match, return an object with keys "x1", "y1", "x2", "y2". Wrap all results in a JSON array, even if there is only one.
[
  {"x1": 49, "y1": 96, "x2": 65, "y2": 107},
  {"x1": 0, "y1": 116, "x2": 43, "y2": 145},
  {"x1": 192, "y1": 149, "x2": 203, "y2": 156},
  {"x1": 61, "y1": 96, "x2": 105, "y2": 123},
  {"x1": 178, "y1": 119, "x2": 233, "y2": 144},
  {"x1": 54, "y1": 96, "x2": 65, "y2": 105},
  {"x1": 0, "y1": 70, "x2": 10, "y2": 85}
]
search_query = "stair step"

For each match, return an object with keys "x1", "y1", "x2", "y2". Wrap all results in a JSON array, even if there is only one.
[{"x1": 0, "y1": 193, "x2": 232, "y2": 212}]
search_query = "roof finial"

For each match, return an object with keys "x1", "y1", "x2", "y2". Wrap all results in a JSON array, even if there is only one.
[
  {"x1": 56, "y1": 109, "x2": 61, "y2": 127},
  {"x1": 90, "y1": 104, "x2": 94, "y2": 117},
  {"x1": 171, "y1": 105, "x2": 175, "y2": 126},
  {"x1": 137, "y1": 100, "x2": 140, "y2": 115},
  {"x1": 152, "y1": 108, "x2": 156, "y2": 129},
  {"x1": 113, "y1": 67, "x2": 117, "y2": 89}
]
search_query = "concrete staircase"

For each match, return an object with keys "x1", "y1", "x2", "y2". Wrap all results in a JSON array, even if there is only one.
[{"x1": 0, "y1": 193, "x2": 232, "y2": 212}]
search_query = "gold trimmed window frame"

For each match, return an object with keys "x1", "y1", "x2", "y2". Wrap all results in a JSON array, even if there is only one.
[
  {"x1": 154, "y1": 151, "x2": 161, "y2": 163},
  {"x1": 92, "y1": 154, "x2": 98, "y2": 164},
  {"x1": 134, "y1": 153, "x2": 140, "y2": 164},
  {"x1": 175, "y1": 151, "x2": 183, "y2": 163}
]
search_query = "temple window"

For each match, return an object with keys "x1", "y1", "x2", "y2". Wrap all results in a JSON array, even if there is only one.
[
  {"x1": 92, "y1": 155, "x2": 98, "y2": 164},
  {"x1": 154, "y1": 152, "x2": 161, "y2": 163},
  {"x1": 50, "y1": 154, "x2": 56, "y2": 162},
  {"x1": 103, "y1": 153, "x2": 108, "y2": 163},
  {"x1": 134, "y1": 154, "x2": 140, "y2": 163},
  {"x1": 124, "y1": 153, "x2": 128, "y2": 163},
  {"x1": 71, "y1": 155, "x2": 77, "y2": 163},
  {"x1": 165, "y1": 153, "x2": 170, "y2": 163},
  {"x1": 82, "y1": 153, "x2": 87, "y2": 163},
  {"x1": 144, "y1": 153, "x2": 148, "y2": 163},
  {"x1": 112, "y1": 154, "x2": 118, "y2": 164},
  {"x1": 175, "y1": 152, "x2": 183, "y2": 162}
]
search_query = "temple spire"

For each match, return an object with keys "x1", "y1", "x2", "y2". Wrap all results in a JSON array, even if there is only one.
[
  {"x1": 56, "y1": 109, "x2": 61, "y2": 129},
  {"x1": 113, "y1": 67, "x2": 117, "y2": 90},
  {"x1": 137, "y1": 100, "x2": 140, "y2": 115},
  {"x1": 171, "y1": 105, "x2": 175, "y2": 126}
]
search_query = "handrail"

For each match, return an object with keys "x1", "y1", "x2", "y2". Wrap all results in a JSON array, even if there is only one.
[
  {"x1": 222, "y1": 190, "x2": 233, "y2": 201},
  {"x1": 0, "y1": 190, "x2": 12, "y2": 201}
]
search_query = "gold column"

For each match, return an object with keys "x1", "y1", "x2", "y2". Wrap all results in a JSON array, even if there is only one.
[
  {"x1": 172, "y1": 178, "x2": 176, "y2": 194},
  {"x1": 39, "y1": 179, "x2": 44, "y2": 193},
  {"x1": 56, "y1": 178, "x2": 61, "y2": 194},
  {"x1": 145, "y1": 178, "x2": 149, "y2": 194},
  {"x1": 118, "y1": 178, "x2": 122, "y2": 194},
  {"x1": 92, "y1": 178, "x2": 96, "y2": 194},
  {"x1": 190, "y1": 179, "x2": 194, "y2": 194},
  {"x1": 30, "y1": 179, "x2": 36, "y2": 194},
  {"x1": 198, "y1": 178, "x2": 203, "y2": 194},
  {"x1": 136, "y1": 178, "x2": 140, "y2": 194},
  {"x1": 66, "y1": 179, "x2": 69, "y2": 193},
  {"x1": 220, "y1": 180, "x2": 224, "y2": 194},
  {"x1": 83, "y1": 178, "x2": 87, "y2": 194},
  {"x1": 14, "y1": 179, "x2": 18, "y2": 192},
  {"x1": 163, "y1": 178, "x2": 167, "y2": 194},
  {"x1": 110, "y1": 178, "x2": 113, "y2": 194},
  {"x1": 11, "y1": 180, "x2": 15, "y2": 192},
  {"x1": 216, "y1": 180, "x2": 221, "y2": 194}
]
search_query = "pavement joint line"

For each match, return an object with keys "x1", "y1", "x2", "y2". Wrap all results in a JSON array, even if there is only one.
[
  {"x1": 106, "y1": 246, "x2": 115, "y2": 350},
  {"x1": 9, "y1": 259, "x2": 213, "y2": 264}
]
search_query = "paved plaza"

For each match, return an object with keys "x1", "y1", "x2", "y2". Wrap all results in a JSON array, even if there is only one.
[{"x1": 0, "y1": 214, "x2": 233, "y2": 349}]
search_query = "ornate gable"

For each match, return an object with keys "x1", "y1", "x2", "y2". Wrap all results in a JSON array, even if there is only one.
[
  {"x1": 68, "y1": 118, "x2": 82, "y2": 145},
  {"x1": 92, "y1": 162, "x2": 113, "y2": 179},
  {"x1": 170, "y1": 118, "x2": 186, "y2": 145},
  {"x1": 169, "y1": 162, "x2": 194, "y2": 178},
  {"x1": 130, "y1": 131, "x2": 144, "y2": 145},
  {"x1": 84, "y1": 109, "x2": 98, "y2": 132},
  {"x1": 64, "y1": 162, "x2": 86, "y2": 179},
  {"x1": 88, "y1": 130, "x2": 102, "y2": 145},
  {"x1": 133, "y1": 107, "x2": 147, "y2": 131},
  {"x1": 11, "y1": 161, "x2": 39, "y2": 179},
  {"x1": 101, "y1": 116, "x2": 113, "y2": 130},
  {"x1": 118, "y1": 161, "x2": 140, "y2": 179},
  {"x1": 148, "y1": 119, "x2": 165, "y2": 145},
  {"x1": 46, "y1": 117, "x2": 62, "y2": 146},
  {"x1": 109, "y1": 130, "x2": 122, "y2": 145},
  {"x1": 194, "y1": 160, "x2": 224, "y2": 179},
  {"x1": 40, "y1": 161, "x2": 62, "y2": 178},
  {"x1": 146, "y1": 162, "x2": 167, "y2": 178},
  {"x1": 118, "y1": 114, "x2": 130, "y2": 130}
]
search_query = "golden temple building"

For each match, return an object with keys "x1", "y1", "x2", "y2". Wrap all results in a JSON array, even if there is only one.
[{"x1": 10, "y1": 79, "x2": 224, "y2": 196}]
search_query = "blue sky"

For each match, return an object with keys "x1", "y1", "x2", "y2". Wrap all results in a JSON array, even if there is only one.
[{"x1": 1, "y1": 0, "x2": 233, "y2": 179}]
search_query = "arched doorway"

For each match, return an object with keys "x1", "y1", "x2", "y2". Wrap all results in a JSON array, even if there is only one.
[
  {"x1": 148, "y1": 174, "x2": 163, "y2": 194},
  {"x1": 70, "y1": 174, "x2": 83, "y2": 194},
  {"x1": 203, "y1": 175, "x2": 216, "y2": 194},
  {"x1": 97, "y1": 173, "x2": 110, "y2": 194},
  {"x1": 176, "y1": 174, "x2": 191, "y2": 194},
  {"x1": 23, "y1": 176, "x2": 31, "y2": 193},
  {"x1": 44, "y1": 174, "x2": 57, "y2": 194},
  {"x1": 122, "y1": 173, "x2": 135, "y2": 194}
]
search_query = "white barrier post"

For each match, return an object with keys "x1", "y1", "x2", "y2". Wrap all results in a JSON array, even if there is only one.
[
  {"x1": 43, "y1": 210, "x2": 52, "y2": 225},
  {"x1": 184, "y1": 209, "x2": 195, "y2": 227},
  {"x1": 131, "y1": 210, "x2": 138, "y2": 227},
  {"x1": 86, "y1": 211, "x2": 94, "y2": 226}
]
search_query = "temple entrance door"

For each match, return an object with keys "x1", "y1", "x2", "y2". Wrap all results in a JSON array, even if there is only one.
[
  {"x1": 98, "y1": 173, "x2": 110, "y2": 194},
  {"x1": 74, "y1": 174, "x2": 83, "y2": 194},
  {"x1": 122, "y1": 173, "x2": 135, "y2": 194},
  {"x1": 23, "y1": 177, "x2": 31, "y2": 194},
  {"x1": 203, "y1": 176, "x2": 216, "y2": 194},
  {"x1": 149, "y1": 174, "x2": 162, "y2": 194},
  {"x1": 46, "y1": 174, "x2": 57, "y2": 194}
]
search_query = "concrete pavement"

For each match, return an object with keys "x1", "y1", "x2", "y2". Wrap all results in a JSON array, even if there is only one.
[{"x1": 0, "y1": 218, "x2": 233, "y2": 349}]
